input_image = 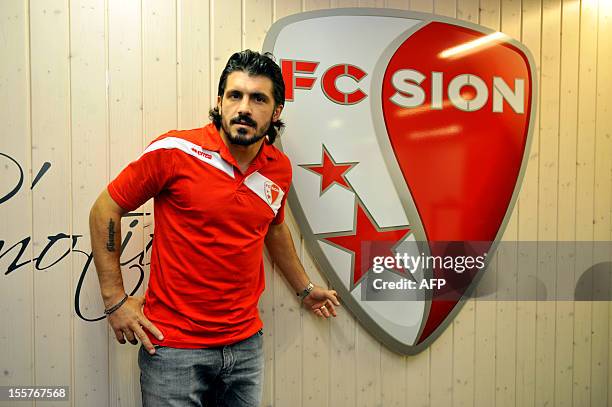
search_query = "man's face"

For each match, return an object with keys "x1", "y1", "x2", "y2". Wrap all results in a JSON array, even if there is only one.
[{"x1": 217, "y1": 71, "x2": 283, "y2": 146}]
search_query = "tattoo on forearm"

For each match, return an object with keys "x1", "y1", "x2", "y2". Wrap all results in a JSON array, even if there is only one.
[{"x1": 106, "y1": 219, "x2": 116, "y2": 252}]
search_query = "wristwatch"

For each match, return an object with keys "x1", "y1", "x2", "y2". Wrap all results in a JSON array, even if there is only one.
[{"x1": 297, "y1": 282, "x2": 314, "y2": 300}]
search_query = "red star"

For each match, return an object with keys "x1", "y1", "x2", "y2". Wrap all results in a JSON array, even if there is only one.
[
  {"x1": 321, "y1": 203, "x2": 411, "y2": 287},
  {"x1": 301, "y1": 145, "x2": 357, "y2": 194}
]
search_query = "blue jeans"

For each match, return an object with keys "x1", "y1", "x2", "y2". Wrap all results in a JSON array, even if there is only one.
[{"x1": 138, "y1": 330, "x2": 264, "y2": 407}]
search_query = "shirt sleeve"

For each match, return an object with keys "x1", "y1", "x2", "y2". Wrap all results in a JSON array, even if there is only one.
[{"x1": 107, "y1": 141, "x2": 176, "y2": 212}]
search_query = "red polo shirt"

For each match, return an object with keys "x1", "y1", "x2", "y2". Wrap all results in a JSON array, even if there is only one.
[{"x1": 107, "y1": 123, "x2": 292, "y2": 347}]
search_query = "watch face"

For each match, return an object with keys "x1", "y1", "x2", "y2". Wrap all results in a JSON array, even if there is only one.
[{"x1": 299, "y1": 283, "x2": 314, "y2": 298}]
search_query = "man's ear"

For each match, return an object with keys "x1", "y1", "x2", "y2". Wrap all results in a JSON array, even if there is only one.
[
  {"x1": 272, "y1": 104, "x2": 283, "y2": 122},
  {"x1": 216, "y1": 95, "x2": 222, "y2": 111}
]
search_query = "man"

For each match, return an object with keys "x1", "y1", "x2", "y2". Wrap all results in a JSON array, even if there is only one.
[{"x1": 89, "y1": 50, "x2": 340, "y2": 407}]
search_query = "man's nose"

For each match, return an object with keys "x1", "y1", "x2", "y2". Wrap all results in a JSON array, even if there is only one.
[{"x1": 238, "y1": 96, "x2": 252, "y2": 115}]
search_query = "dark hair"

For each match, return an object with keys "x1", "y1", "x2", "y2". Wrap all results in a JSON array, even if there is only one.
[{"x1": 209, "y1": 50, "x2": 285, "y2": 144}]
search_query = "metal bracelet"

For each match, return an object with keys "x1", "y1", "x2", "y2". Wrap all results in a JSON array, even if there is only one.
[{"x1": 297, "y1": 282, "x2": 314, "y2": 301}]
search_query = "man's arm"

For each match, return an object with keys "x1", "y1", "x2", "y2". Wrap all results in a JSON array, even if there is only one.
[
  {"x1": 89, "y1": 189, "x2": 163, "y2": 353},
  {"x1": 265, "y1": 221, "x2": 340, "y2": 318}
]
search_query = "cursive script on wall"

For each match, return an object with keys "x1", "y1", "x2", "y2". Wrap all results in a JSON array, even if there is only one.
[{"x1": 1, "y1": 152, "x2": 153, "y2": 322}]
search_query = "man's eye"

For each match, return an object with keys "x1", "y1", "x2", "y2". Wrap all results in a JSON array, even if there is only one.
[
  {"x1": 228, "y1": 93, "x2": 240, "y2": 100},
  {"x1": 255, "y1": 96, "x2": 265, "y2": 103}
]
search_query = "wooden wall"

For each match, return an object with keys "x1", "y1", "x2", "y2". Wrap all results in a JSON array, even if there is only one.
[{"x1": 0, "y1": 0, "x2": 611, "y2": 406}]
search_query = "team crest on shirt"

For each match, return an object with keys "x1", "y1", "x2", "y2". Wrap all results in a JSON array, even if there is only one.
[
  {"x1": 264, "y1": 9, "x2": 536, "y2": 354},
  {"x1": 264, "y1": 181, "x2": 281, "y2": 206}
]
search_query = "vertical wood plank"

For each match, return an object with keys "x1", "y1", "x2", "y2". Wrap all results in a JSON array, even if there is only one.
[
  {"x1": 244, "y1": 0, "x2": 272, "y2": 52},
  {"x1": 434, "y1": 0, "x2": 455, "y2": 17},
  {"x1": 597, "y1": 3, "x2": 612, "y2": 404},
  {"x1": 108, "y1": 0, "x2": 144, "y2": 179},
  {"x1": 573, "y1": 0, "x2": 598, "y2": 405},
  {"x1": 331, "y1": 0, "x2": 358, "y2": 7},
  {"x1": 473, "y1": 286, "x2": 496, "y2": 407},
  {"x1": 535, "y1": 0, "x2": 561, "y2": 406},
  {"x1": 358, "y1": 0, "x2": 386, "y2": 8},
  {"x1": 107, "y1": 0, "x2": 145, "y2": 405},
  {"x1": 355, "y1": 328, "x2": 382, "y2": 407},
  {"x1": 302, "y1": 247, "x2": 331, "y2": 407},
  {"x1": 456, "y1": 0, "x2": 477, "y2": 22},
  {"x1": 409, "y1": 0, "x2": 433, "y2": 13},
  {"x1": 516, "y1": 0, "x2": 542, "y2": 405},
  {"x1": 69, "y1": 0, "x2": 109, "y2": 405},
  {"x1": 29, "y1": 2, "x2": 72, "y2": 405},
  {"x1": 498, "y1": 0, "x2": 523, "y2": 404},
  {"x1": 273, "y1": 209, "x2": 303, "y2": 406},
  {"x1": 406, "y1": 349, "x2": 430, "y2": 407},
  {"x1": 329, "y1": 302, "x2": 357, "y2": 407},
  {"x1": 452, "y1": 300, "x2": 475, "y2": 407},
  {"x1": 143, "y1": 0, "x2": 178, "y2": 141},
  {"x1": 213, "y1": 0, "x2": 242, "y2": 82},
  {"x1": 472, "y1": 2, "x2": 501, "y2": 407},
  {"x1": 275, "y1": 0, "x2": 302, "y2": 19},
  {"x1": 305, "y1": 0, "x2": 331, "y2": 10},
  {"x1": 479, "y1": 0, "x2": 500, "y2": 29},
  {"x1": 380, "y1": 346, "x2": 406, "y2": 407},
  {"x1": 385, "y1": 0, "x2": 410, "y2": 9},
  {"x1": 495, "y1": 0, "x2": 522, "y2": 405},
  {"x1": 429, "y1": 326, "x2": 453, "y2": 407},
  {"x1": 261, "y1": 249, "x2": 276, "y2": 407},
  {"x1": 554, "y1": 0, "x2": 580, "y2": 404},
  {"x1": 0, "y1": 2, "x2": 34, "y2": 406},
  {"x1": 591, "y1": 0, "x2": 612, "y2": 403},
  {"x1": 599, "y1": 2, "x2": 612, "y2": 404},
  {"x1": 177, "y1": 0, "x2": 211, "y2": 130}
]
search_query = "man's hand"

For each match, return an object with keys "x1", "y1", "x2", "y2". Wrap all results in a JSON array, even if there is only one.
[
  {"x1": 265, "y1": 222, "x2": 342, "y2": 319},
  {"x1": 302, "y1": 286, "x2": 341, "y2": 318},
  {"x1": 106, "y1": 295, "x2": 164, "y2": 354}
]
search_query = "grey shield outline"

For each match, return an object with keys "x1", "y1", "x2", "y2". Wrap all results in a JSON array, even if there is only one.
[{"x1": 263, "y1": 8, "x2": 537, "y2": 355}]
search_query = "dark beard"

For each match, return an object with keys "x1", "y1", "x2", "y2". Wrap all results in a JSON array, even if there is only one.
[
  {"x1": 222, "y1": 112, "x2": 270, "y2": 146},
  {"x1": 223, "y1": 124, "x2": 268, "y2": 146}
]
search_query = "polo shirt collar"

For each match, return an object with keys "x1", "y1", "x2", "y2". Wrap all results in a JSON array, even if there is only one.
[
  {"x1": 260, "y1": 139, "x2": 278, "y2": 161},
  {"x1": 201, "y1": 123, "x2": 223, "y2": 151}
]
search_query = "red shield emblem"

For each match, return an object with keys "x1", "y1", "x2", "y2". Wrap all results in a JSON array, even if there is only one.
[
  {"x1": 264, "y1": 9, "x2": 535, "y2": 354},
  {"x1": 265, "y1": 181, "x2": 281, "y2": 206}
]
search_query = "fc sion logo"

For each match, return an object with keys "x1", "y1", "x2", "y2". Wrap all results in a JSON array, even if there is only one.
[
  {"x1": 264, "y1": 181, "x2": 281, "y2": 206},
  {"x1": 263, "y1": 8, "x2": 536, "y2": 354}
]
